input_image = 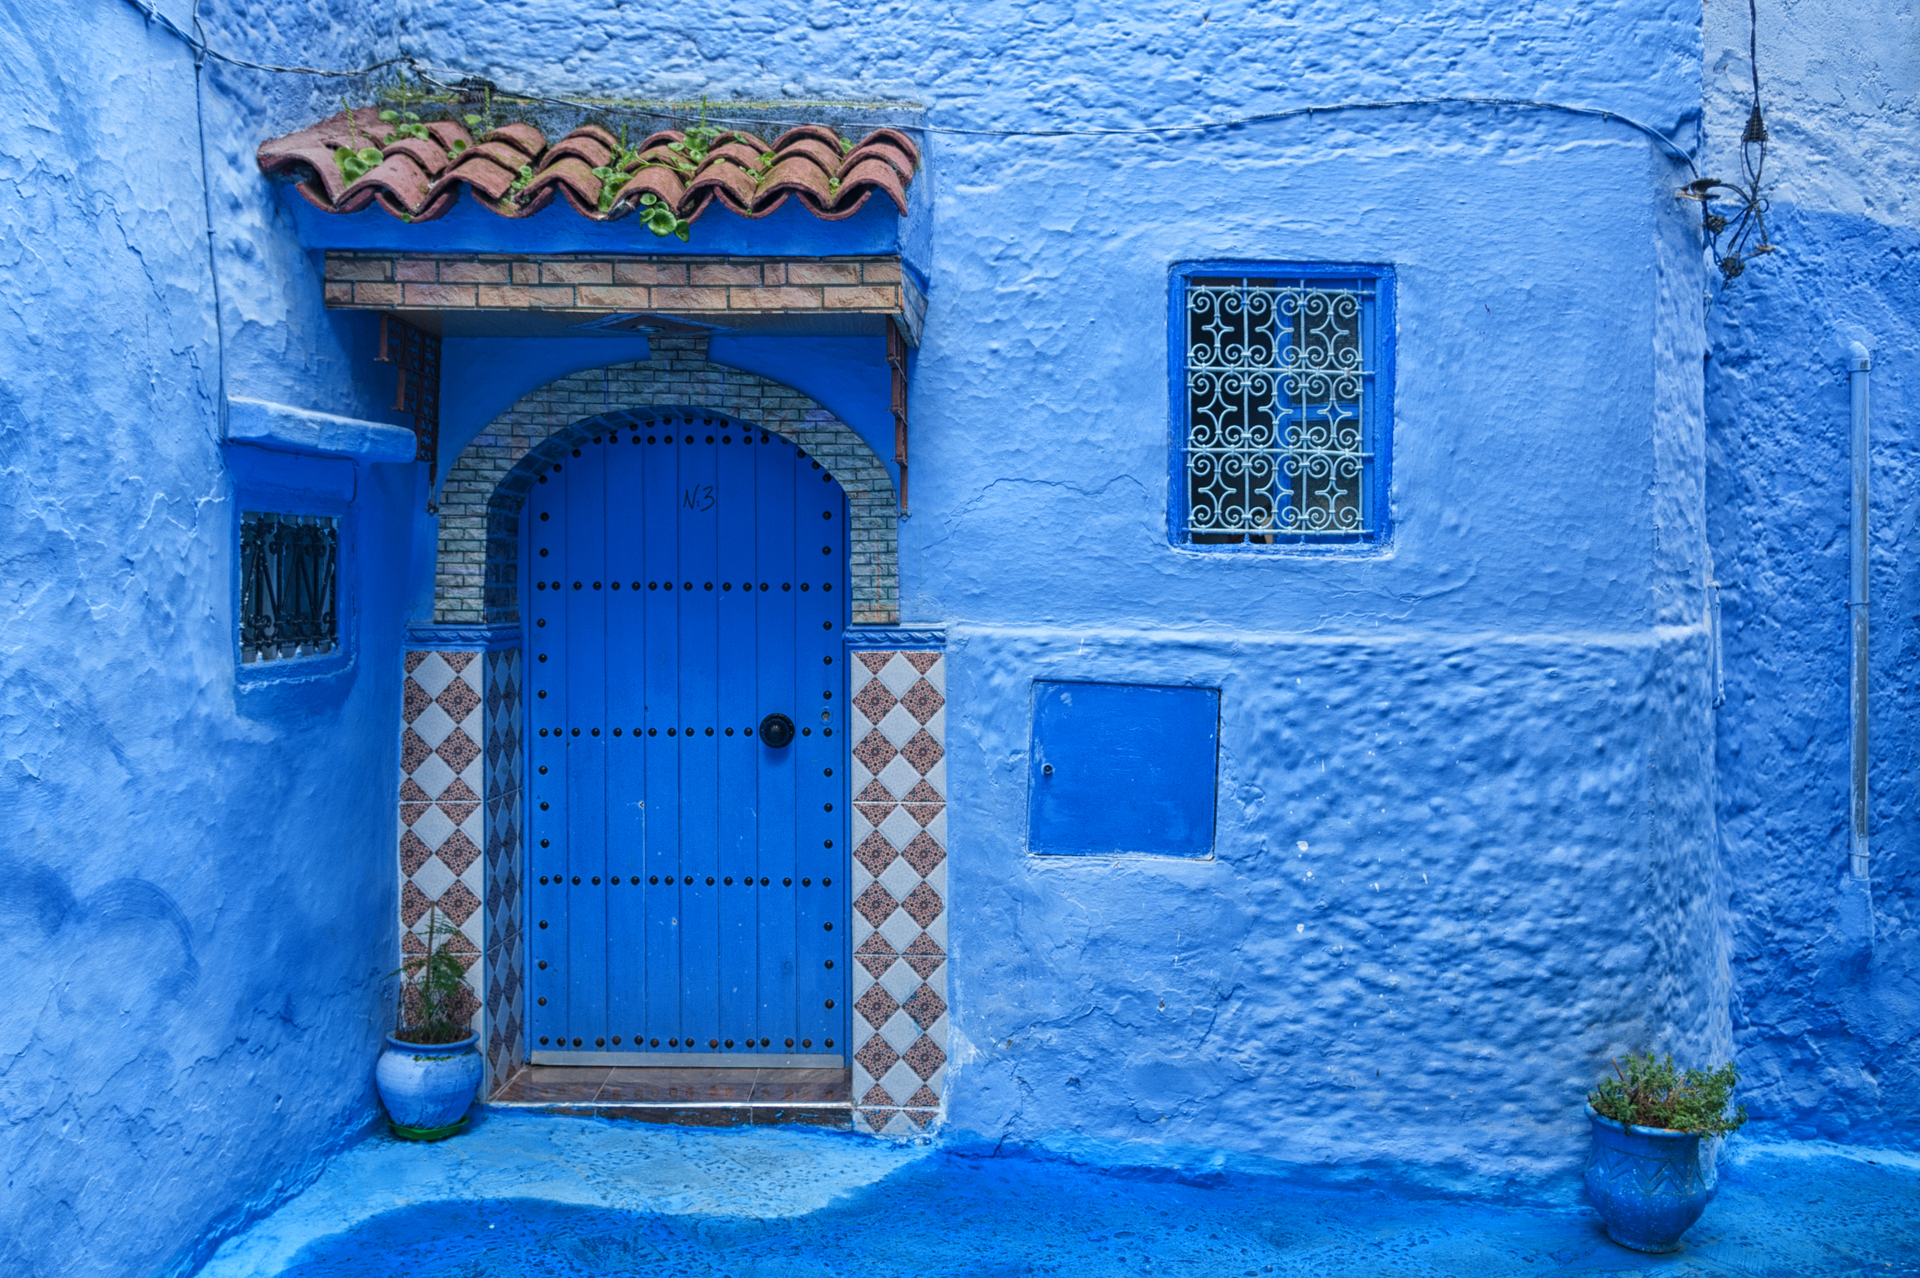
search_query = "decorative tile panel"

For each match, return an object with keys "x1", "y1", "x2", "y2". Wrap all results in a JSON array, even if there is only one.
[
  {"x1": 846, "y1": 648, "x2": 947, "y2": 1136},
  {"x1": 397, "y1": 645, "x2": 525, "y2": 1090},
  {"x1": 482, "y1": 647, "x2": 525, "y2": 1087},
  {"x1": 397, "y1": 651, "x2": 487, "y2": 1043}
]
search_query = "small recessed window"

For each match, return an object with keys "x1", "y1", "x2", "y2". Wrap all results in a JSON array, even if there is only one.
[
  {"x1": 240, "y1": 511, "x2": 339, "y2": 663},
  {"x1": 1175, "y1": 263, "x2": 1392, "y2": 548}
]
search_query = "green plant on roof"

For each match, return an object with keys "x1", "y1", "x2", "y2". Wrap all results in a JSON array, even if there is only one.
[
  {"x1": 635, "y1": 192, "x2": 690, "y2": 241},
  {"x1": 334, "y1": 95, "x2": 384, "y2": 182},
  {"x1": 591, "y1": 123, "x2": 641, "y2": 213},
  {"x1": 378, "y1": 108, "x2": 431, "y2": 144},
  {"x1": 1589, "y1": 1053, "x2": 1749, "y2": 1138},
  {"x1": 449, "y1": 86, "x2": 494, "y2": 156},
  {"x1": 591, "y1": 117, "x2": 696, "y2": 238},
  {"x1": 662, "y1": 95, "x2": 728, "y2": 170}
]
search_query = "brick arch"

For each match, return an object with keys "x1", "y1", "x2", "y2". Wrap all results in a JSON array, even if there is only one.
[{"x1": 434, "y1": 335, "x2": 899, "y2": 626}]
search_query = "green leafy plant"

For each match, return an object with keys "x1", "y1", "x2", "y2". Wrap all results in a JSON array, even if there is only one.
[
  {"x1": 591, "y1": 162, "x2": 630, "y2": 211},
  {"x1": 663, "y1": 95, "x2": 726, "y2": 170},
  {"x1": 333, "y1": 95, "x2": 383, "y2": 182},
  {"x1": 390, "y1": 907, "x2": 471, "y2": 1045},
  {"x1": 595, "y1": 118, "x2": 701, "y2": 237},
  {"x1": 449, "y1": 87, "x2": 493, "y2": 157},
  {"x1": 1589, "y1": 1053, "x2": 1748, "y2": 1138},
  {"x1": 590, "y1": 123, "x2": 640, "y2": 212},
  {"x1": 635, "y1": 192, "x2": 690, "y2": 241},
  {"x1": 378, "y1": 107, "x2": 431, "y2": 143}
]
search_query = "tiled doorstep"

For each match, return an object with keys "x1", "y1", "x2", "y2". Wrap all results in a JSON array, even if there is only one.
[{"x1": 490, "y1": 1066, "x2": 851, "y2": 1129}]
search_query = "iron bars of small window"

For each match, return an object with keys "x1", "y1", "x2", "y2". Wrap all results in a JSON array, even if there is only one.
[
  {"x1": 1185, "y1": 280, "x2": 1371, "y2": 542},
  {"x1": 240, "y1": 512, "x2": 339, "y2": 663}
]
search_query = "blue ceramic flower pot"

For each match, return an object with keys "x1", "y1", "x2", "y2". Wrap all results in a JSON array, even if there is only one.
[
  {"x1": 374, "y1": 1032, "x2": 482, "y2": 1138},
  {"x1": 1583, "y1": 1102, "x2": 1719, "y2": 1252}
]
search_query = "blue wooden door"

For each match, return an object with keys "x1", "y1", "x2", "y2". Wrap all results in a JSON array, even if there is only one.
[{"x1": 526, "y1": 416, "x2": 849, "y2": 1063}]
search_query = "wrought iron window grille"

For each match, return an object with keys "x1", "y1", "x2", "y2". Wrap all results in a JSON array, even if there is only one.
[
  {"x1": 240, "y1": 512, "x2": 339, "y2": 664},
  {"x1": 1178, "y1": 269, "x2": 1387, "y2": 546}
]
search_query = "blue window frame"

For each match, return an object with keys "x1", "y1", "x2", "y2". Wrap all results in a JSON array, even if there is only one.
[
  {"x1": 1171, "y1": 262, "x2": 1393, "y2": 548},
  {"x1": 228, "y1": 443, "x2": 356, "y2": 686}
]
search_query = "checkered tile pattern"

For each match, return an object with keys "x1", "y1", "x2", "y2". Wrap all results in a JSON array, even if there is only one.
[
  {"x1": 482, "y1": 649, "x2": 525, "y2": 1085},
  {"x1": 399, "y1": 652, "x2": 487, "y2": 1033},
  {"x1": 848, "y1": 649, "x2": 947, "y2": 1135},
  {"x1": 400, "y1": 648, "x2": 524, "y2": 1087}
]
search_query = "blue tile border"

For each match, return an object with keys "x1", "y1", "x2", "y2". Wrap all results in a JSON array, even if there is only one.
[
  {"x1": 844, "y1": 626, "x2": 946, "y2": 649},
  {"x1": 406, "y1": 624, "x2": 522, "y2": 652}
]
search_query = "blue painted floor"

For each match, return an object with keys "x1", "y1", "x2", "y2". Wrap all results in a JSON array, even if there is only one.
[{"x1": 196, "y1": 1113, "x2": 1920, "y2": 1277}]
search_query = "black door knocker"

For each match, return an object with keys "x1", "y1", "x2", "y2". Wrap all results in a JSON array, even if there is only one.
[{"x1": 759, "y1": 712, "x2": 795, "y2": 748}]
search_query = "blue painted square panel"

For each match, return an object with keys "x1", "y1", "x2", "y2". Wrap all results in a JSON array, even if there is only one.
[{"x1": 1028, "y1": 682, "x2": 1219, "y2": 858}]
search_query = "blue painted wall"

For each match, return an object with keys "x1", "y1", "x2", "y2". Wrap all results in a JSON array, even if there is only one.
[
  {"x1": 0, "y1": 3, "x2": 423, "y2": 1275},
  {"x1": 9, "y1": 0, "x2": 1915, "y2": 1272},
  {"x1": 1701, "y1": 0, "x2": 1920, "y2": 1144},
  {"x1": 403, "y1": 0, "x2": 1726, "y2": 1181}
]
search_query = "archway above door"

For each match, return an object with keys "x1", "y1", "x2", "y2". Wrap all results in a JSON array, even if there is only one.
[{"x1": 432, "y1": 334, "x2": 899, "y2": 627}]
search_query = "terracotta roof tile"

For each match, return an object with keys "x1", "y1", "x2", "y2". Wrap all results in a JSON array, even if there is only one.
[
  {"x1": 519, "y1": 154, "x2": 603, "y2": 213},
  {"x1": 258, "y1": 107, "x2": 919, "y2": 226},
  {"x1": 435, "y1": 154, "x2": 514, "y2": 202},
  {"x1": 842, "y1": 132, "x2": 918, "y2": 178},
  {"x1": 545, "y1": 133, "x2": 615, "y2": 170},
  {"x1": 483, "y1": 122, "x2": 548, "y2": 158},
  {"x1": 382, "y1": 135, "x2": 453, "y2": 177},
  {"x1": 424, "y1": 120, "x2": 475, "y2": 152},
  {"x1": 343, "y1": 152, "x2": 434, "y2": 214}
]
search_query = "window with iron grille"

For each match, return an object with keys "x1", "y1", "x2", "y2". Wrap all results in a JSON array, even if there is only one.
[
  {"x1": 1175, "y1": 264, "x2": 1390, "y2": 546},
  {"x1": 240, "y1": 512, "x2": 338, "y2": 663}
]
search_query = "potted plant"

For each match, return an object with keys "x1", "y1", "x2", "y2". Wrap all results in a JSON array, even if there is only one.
[
  {"x1": 374, "y1": 909, "x2": 484, "y2": 1141},
  {"x1": 1584, "y1": 1052, "x2": 1748, "y2": 1252}
]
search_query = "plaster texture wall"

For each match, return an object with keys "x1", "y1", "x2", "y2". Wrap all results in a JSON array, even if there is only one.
[
  {"x1": 0, "y1": 3, "x2": 426, "y2": 1275},
  {"x1": 7, "y1": 0, "x2": 1844, "y2": 1267},
  {"x1": 1702, "y1": 0, "x2": 1920, "y2": 1143},
  {"x1": 378, "y1": 0, "x2": 1724, "y2": 1179}
]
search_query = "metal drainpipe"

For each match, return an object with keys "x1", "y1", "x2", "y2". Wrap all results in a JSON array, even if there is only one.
[{"x1": 1848, "y1": 342, "x2": 1873, "y2": 880}]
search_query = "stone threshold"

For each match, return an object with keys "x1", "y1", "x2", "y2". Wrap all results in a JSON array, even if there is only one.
[{"x1": 489, "y1": 1064, "x2": 851, "y2": 1130}]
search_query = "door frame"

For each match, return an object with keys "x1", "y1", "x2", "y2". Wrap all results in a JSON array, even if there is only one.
[{"x1": 397, "y1": 343, "x2": 951, "y2": 1134}]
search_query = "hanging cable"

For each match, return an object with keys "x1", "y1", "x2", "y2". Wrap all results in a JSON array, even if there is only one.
[
  {"x1": 119, "y1": 0, "x2": 1696, "y2": 171},
  {"x1": 1679, "y1": 0, "x2": 1774, "y2": 281},
  {"x1": 123, "y1": 0, "x2": 409, "y2": 76}
]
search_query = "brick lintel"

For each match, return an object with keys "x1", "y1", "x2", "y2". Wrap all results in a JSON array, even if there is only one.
[{"x1": 324, "y1": 252, "x2": 906, "y2": 316}]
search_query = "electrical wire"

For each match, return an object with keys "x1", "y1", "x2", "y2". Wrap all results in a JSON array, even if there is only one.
[
  {"x1": 120, "y1": 0, "x2": 1697, "y2": 171},
  {"x1": 123, "y1": 0, "x2": 409, "y2": 76},
  {"x1": 185, "y1": 0, "x2": 229, "y2": 436}
]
